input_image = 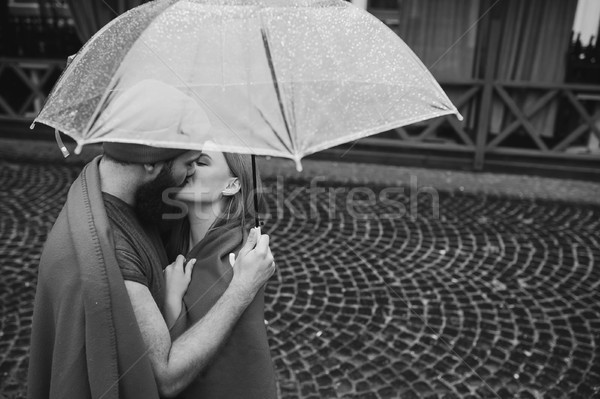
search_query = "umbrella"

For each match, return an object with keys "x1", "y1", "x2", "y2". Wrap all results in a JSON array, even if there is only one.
[{"x1": 32, "y1": 0, "x2": 462, "y2": 225}]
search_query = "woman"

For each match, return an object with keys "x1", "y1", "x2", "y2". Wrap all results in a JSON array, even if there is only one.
[{"x1": 163, "y1": 150, "x2": 277, "y2": 399}]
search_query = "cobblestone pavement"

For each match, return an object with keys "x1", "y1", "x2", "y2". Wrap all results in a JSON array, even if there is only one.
[{"x1": 1, "y1": 159, "x2": 600, "y2": 399}]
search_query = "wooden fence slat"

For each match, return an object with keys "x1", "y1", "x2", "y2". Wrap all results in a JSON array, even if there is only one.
[
  {"x1": 442, "y1": 85, "x2": 480, "y2": 147},
  {"x1": 487, "y1": 89, "x2": 558, "y2": 150},
  {"x1": 17, "y1": 65, "x2": 56, "y2": 115},
  {"x1": 447, "y1": 116, "x2": 475, "y2": 147},
  {"x1": 392, "y1": 127, "x2": 411, "y2": 140},
  {"x1": 553, "y1": 124, "x2": 591, "y2": 152},
  {"x1": 0, "y1": 63, "x2": 19, "y2": 117},
  {"x1": 494, "y1": 85, "x2": 549, "y2": 151},
  {"x1": 360, "y1": 137, "x2": 474, "y2": 152},
  {"x1": 415, "y1": 86, "x2": 480, "y2": 143},
  {"x1": 411, "y1": 84, "x2": 478, "y2": 144},
  {"x1": 564, "y1": 90, "x2": 600, "y2": 142},
  {"x1": 416, "y1": 115, "x2": 446, "y2": 141},
  {"x1": 499, "y1": 80, "x2": 600, "y2": 91},
  {"x1": 412, "y1": 86, "x2": 480, "y2": 142},
  {"x1": 8, "y1": 63, "x2": 42, "y2": 95},
  {"x1": 0, "y1": 95, "x2": 18, "y2": 117}
]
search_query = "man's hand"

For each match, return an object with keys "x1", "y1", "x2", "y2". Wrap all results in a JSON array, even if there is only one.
[{"x1": 228, "y1": 227, "x2": 276, "y2": 302}]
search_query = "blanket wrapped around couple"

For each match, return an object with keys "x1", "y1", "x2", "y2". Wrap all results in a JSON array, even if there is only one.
[
  {"x1": 175, "y1": 224, "x2": 277, "y2": 399},
  {"x1": 27, "y1": 157, "x2": 158, "y2": 399}
]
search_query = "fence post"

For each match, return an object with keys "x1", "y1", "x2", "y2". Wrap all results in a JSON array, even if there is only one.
[{"x1": 474, "y1": 15, "x2": 502, "y2": 171}]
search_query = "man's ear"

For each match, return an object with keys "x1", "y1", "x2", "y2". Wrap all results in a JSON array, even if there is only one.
[
  {"x1": 222, "y1": 178, "x2": 241, "y2": 196},
  {"x1": 142, "y1": 162, "x2": 164, "y2": 181}
]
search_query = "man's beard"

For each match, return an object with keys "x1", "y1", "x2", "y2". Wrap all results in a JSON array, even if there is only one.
[{"x1": 134, "y1": 166, "x2": 185, "y2": 225}]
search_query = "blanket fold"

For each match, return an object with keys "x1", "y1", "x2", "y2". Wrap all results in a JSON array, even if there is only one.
[
  {"x1": 28, "y1": 157, "x2": 159, "y2": 399},
  {"x1": 176, "y1": 225, "x2": 277, "y2": 399}
]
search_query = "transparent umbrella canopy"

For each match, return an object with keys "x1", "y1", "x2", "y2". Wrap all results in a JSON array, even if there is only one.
[{"x1": 33, "y1": 0, "x2": 462, "y2": 172}]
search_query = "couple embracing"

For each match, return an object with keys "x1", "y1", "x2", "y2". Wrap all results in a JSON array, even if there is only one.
[{"x1": 28, "y1": 82, "x2": 278, "y2": 399}]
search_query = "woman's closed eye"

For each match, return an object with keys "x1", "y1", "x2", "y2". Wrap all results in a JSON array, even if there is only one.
[{"x1": 195, "y1": 154, "x2": 212, "y2": 166}]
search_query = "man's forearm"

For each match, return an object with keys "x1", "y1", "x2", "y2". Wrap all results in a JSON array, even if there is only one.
[
  {"x1": 160, "y1": 284, "x2": 254, "y2": 396},
  {"x1": 125, "y1": 228, "x2": 274, "y2": 397}
]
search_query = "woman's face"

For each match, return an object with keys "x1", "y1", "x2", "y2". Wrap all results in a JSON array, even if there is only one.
[{"x1": 175, "y1": 151, "x2": 238, "y2": 205}]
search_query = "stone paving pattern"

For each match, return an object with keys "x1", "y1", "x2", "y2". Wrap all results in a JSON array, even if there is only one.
[{"x1": 1, "y1": 159, "x2": 600, "y2": 399}]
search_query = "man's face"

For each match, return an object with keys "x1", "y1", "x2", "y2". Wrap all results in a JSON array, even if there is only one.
[
  {"x1": 134, "y1": 151, "x2": 201, "y2": 224},
  {"x1": 169, "y1": 151, "x2": 202, "y2": 186}
]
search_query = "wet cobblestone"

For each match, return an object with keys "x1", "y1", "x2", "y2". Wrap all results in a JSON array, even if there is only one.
[{"x1": 1, "y1": 159, "x2": 600, "y2": 399}]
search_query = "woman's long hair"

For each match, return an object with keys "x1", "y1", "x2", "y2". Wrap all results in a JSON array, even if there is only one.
[{"x1": 165, "y1": 153, "x2": 264, "y2": 260}]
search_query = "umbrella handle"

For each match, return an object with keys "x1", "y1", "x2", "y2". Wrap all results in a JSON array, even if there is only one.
[
  {"x1": 55, "y1": 129, "x2": 70, "y2": 158},
  {"x1": 252, "y1": 154, "x2": 260, "y2": 228}
]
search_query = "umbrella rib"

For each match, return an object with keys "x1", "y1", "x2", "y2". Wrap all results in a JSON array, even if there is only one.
[
  {"x1": 256, "y1": 107, "x2": 293, "y2": 154},
  {"x1": 260, "y1": 26, "x2": 295, "y2": 155},
  {"x1": 86, "y1": 77, "x2": 122, "y2": 139}
]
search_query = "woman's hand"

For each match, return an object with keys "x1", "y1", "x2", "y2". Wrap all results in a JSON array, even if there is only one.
[
  {"x1": 164, "y1": 255, "x2": 196, "y2": 328},
  {"x1": 165, "y1": 255, "x2": 196, "y2": 300}
]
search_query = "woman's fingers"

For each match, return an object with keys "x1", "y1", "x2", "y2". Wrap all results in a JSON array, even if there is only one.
[
  {"x1": 185, "y1": 259, "x2": 196, "y2": 279},
  {"x1": 164, "y1": 255, "x2": 190, "y2": 274},
  {"x1": 164, "y1": 260, "x2": 176, "y2": 273},
  {"x1": 176, "y1": 254, "x2": 186, "y2": 272}
]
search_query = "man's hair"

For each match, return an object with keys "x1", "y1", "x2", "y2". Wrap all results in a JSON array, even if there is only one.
[{"x1": 103, "y1": 152, "x2": 176, "y2": 170}]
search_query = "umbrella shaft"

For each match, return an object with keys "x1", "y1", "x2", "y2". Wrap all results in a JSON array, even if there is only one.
[{"x1": 252, "y1": 154, "x2": 260, "y2": 228}]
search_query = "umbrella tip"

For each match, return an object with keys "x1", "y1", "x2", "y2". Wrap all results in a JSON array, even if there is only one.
[
  {"x1": 30, "y1": 122, "x2": 36, "y2": 130},
  {"x1": 455, "y1": 111, "x2": 464, "y2": 122},
  {"x1": 294, "y1": 158, "x2": 303, "y2": 172},
  {"x1": 54, "y1": 129, "x2": 70, "y2": 158}
]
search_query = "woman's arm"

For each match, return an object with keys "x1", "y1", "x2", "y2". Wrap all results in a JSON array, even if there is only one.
[
  {"x1": 164, "y1": 257, "x2": 195, "y2": 328},
  {"x1": 164, "y1": 297, "x2": 184, "y2": 330}
]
